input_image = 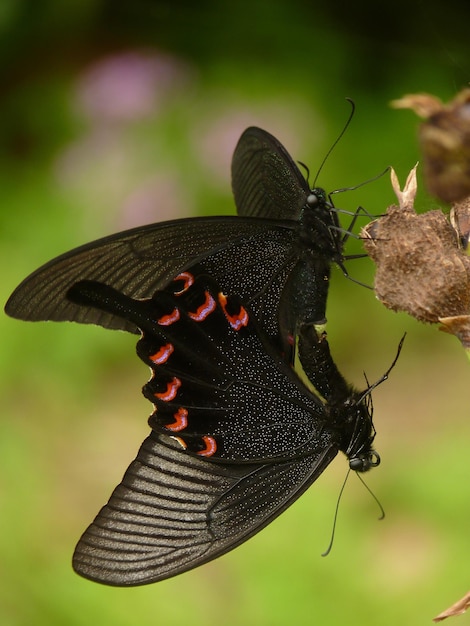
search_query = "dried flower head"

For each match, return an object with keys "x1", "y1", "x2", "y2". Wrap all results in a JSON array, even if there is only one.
[
  {"x1": 362, "y1": 167, "x2": 470, "y2": 349},
  {"x1": 450, "y1": 196, "x2": 470, "y2": 250}
]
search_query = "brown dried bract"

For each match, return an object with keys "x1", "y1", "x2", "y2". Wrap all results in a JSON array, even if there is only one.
[
  {"x1": 392, "y1": 89, "x2": 470, "y2": 203},
  {"x1": 362, "y1": 167, "x2": 470, "y2": 348},
  {"x1": 434, "y1": 590, "x2": 470, "y2": 622},
  {"x1": 450, "y1": 196, "x2": 470, "y2": 250}
]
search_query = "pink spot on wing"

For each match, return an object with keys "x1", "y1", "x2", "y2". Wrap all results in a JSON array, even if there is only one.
[
  {"x1": 149, "y1": 343, "x2": 174, "y2": 364},
  {"x1": 218, "y1": 292, "x2": 249, "y2": 330},
  {"x1": 154, "y1": 377, "x2": 181, "y2": 401},
  {"x1": 164, "y1": 407, "x2": 188, "y2": 432},
  {"x1": 158, "y1": 307, "x2": 180, "y2": 326},
  {"x1": 173, "y1": 272, "x2": 194, "y2": 294},
  {"x1": 188, "y1": 291, "x2": 216, "y2": 321},
  {"x1": 196, "y1": 436, "x2": 217, "y2": 457}
]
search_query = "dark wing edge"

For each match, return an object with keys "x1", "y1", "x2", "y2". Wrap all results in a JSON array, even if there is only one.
[{"x1": 72, "y1": 432, "x2": 337, "y2": 586}]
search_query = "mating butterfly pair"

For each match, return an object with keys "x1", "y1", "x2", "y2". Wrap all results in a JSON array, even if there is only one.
[{"x1": 5, "y1": 126, "x2": 391, "y2": 585}]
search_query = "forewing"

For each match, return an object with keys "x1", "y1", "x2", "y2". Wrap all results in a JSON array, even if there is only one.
[
  {"x1": 231, "y1": 126, "x2": 310, "y2": 220},
  {"x1": 5, "y1": 216, "x2": 296, "y2": 334},
  {"x1": 72, "y1": 432, "x2": 337, "y2": 586}
]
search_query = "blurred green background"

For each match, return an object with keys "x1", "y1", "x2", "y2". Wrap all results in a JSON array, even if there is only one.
[{"x1": 2, "y1": 1, "x2": 470, "y2": 625}]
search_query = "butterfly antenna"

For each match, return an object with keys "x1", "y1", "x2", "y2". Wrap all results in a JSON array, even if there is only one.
[
  {"x1": 358, "y1": 334, "x2": 406, "y2": 404},
  {"x1": 313, "y1": 98, "x2": 356, "y2": 187},
  {"x1": 330, "y1": 166, "x2": 391, "y2": 197},
  {"x1": 355, "y1": 472, "x2": 385, "y2": 520},
  {"x1": 321, "y1": 469, "x2": 351, "y2": 557},
  {"x1": 297, "y1": 161, "x2": 311, "y2": 183}
]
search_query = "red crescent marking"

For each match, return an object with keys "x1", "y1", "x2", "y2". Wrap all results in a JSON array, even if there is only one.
[
  {"x1": 149, "y1": 343, "x2": 174, "y2": 364},
  {"x1": 196, "y1": 435, "x2": 217, "y2": 457},
  {"x1": 188, "y1": 291, "x2": 216, "y2": 322},
  {"x1": 172, "y1": 436, "x2": 187, "y2": 450},
  {"x1": 154, "y1": 376, "x2": 181, "y2": 401},
  {"x1": 218, "y1": 293, "x2": 249, "y2": 330},
  {"x1": 173, "y1": 271, "x2": 195, "y2": 294},
  {"x1": 164, "y1": 407, "x2": 188, "y2": 432},
  {"x1": 158, "y1": 307, "x2": 180, "y2": 326}
]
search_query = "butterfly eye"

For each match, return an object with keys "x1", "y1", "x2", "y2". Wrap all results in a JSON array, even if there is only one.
[{"x1": 307, "y1": 193, "x2": 320, "y2": 207}]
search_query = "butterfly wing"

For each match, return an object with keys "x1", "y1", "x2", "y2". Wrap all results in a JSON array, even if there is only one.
[
  {"x1": 72, "y1": 432, "x2": 336, "y2": 586},
  {"x1": 5, "y1": 127, "x2": 342, "y2": 347},
  {"x1": 232, "y1": 126, "x2": 310, "y2": 220},
  {"x1": 68, "y1": 275, "x2": 339, "y2": 585},
  {"x1": 231, "y1": 126, "x2": 347, "y2": 356},
  {"x1": 5, "y1": 216, "x2": 297, "y2": 334},
  {"x1": 68, "y1": 275, "x2": 332, "y2": 461}
]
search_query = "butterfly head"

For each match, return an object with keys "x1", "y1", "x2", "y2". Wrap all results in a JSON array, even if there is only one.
[
  {"x1": 348, "y1": 449, "x2": 381, "y2": 472},
  {"x1": 337, "y1": 392, "x2": 380, "y2": 473},
  {"x1": 341, "y1": 335, "x2": 405, "y2": 473},
  {"x1": 301, "y1": 188, "x2": 343, "y2": 261}
]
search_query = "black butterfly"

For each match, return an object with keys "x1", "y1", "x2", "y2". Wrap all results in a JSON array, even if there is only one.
[
  {"x1": 64, "y1": 270, "x2": 388, "y2": 586},
  {"x1": 4, "y1": 126, "x2": 389, "y2": 585},
  {"x1": 5, "y1": 127, "x2": 353, "y2": 368}
]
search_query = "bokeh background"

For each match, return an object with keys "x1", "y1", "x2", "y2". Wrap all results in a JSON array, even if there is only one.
[{"x1": 2, "y1": 2, "x2": 470, "y2": 625}]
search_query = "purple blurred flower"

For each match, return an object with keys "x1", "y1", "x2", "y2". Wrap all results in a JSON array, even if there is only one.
[{"x1": 75, "y1": 51, "x2": 190, "y2": 123}]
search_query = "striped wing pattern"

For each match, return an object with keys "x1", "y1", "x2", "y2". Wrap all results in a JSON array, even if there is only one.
[
  {"x1": 73, "y1": 432, "x2": 336, "y2": 586},
  {"x1": 232, "y1": 126, "x2": 309, "y2": 220}
]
